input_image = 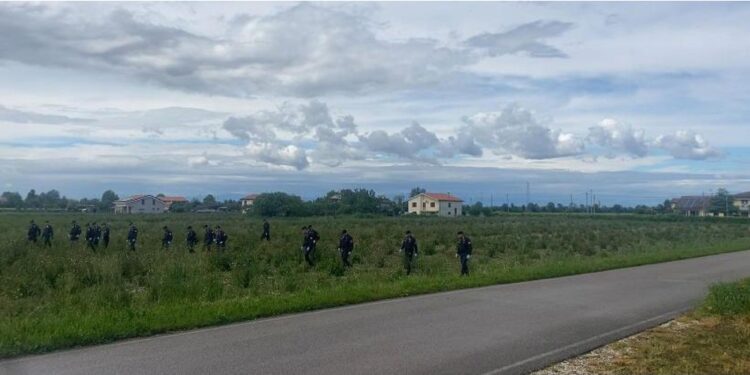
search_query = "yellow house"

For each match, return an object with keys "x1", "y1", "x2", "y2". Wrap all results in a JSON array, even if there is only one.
[{"x1": 408, "y1": 192, "x2": 463, "y2": 217}]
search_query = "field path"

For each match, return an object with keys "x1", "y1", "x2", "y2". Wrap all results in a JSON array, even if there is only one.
[{"x1": 3, "y1": 250, "x2": 750, "y2": 375}]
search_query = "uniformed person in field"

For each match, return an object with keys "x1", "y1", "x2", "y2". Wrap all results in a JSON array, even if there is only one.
[
  {"x1": 162, "y1": 225, "x2": 174, "y2": 249},
  {"x1": 261, "y1": 219, "x2": 271, "y2": 241},
  {"x1": 338, "y1": 229, "x2": 354, "y2": 268},
  {"x1": 302, "y1": 225, "x2": 320, "y2": 266},
  {"x1": 85, "y1": 223, "x2": 97, "y2": 251},
  {"x1": 27, "y1": 220, "x2": 41, "y2": 244},
  {"x1": 92, "y1": 222, "x2": 101, "y2": 247},
  {"x1": 41, "y1": 221, "x2": 54, "y2": 247},
  {"x1": 186, "y1": 226, "x2": 198, "y2": 253},
  {"x1": 203, "y1": 224, "x2": 215, "y2": 251},
  {"x1": 456, "y1": 231, "x2": 473, "y2": 276},
  {"x1": 400, "y1": 230, "x2": 419, "y2": 275},
  {"x1": 127, "y1": 222, "x2": 138, "y2": 251},
  {"x1": 69, "y1": 220, "x2": 82, "y2": 246},
  {"x1": 101, "y1": 223, "x2": 111, "y2": 249},
  {"x1": 215, "y1": 225, "x2": 228, "y2": 250}
]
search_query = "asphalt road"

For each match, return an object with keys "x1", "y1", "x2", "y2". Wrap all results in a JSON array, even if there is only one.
[{"x1": 3, "y1": 250, "x2": 750, "y2": 375}]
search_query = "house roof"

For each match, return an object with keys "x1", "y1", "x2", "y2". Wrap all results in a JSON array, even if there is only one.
[
  {"x1": 734, "y1": 191, "x2": 750, "y2": 199},
  {"x1": 241, "y1": 194, "x2": 258, "y2": 200},
  {"x1": 115, "y1": 194, "x2": 164, "y2": 204},
  {"x1": 160, "y1": 196, "x2": 188, "y2": 202},
  {"x1": 421, "y1": 192, "x2": 463, "y2": 202},
  {"x1": 671, "y1": 196, "x2": 710, "y2": 210}
]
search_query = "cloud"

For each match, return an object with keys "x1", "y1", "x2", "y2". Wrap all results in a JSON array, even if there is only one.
[
  {"x1": 587, "y1": 118, "x2": 649, "y2": 157},
  {"x1": 246, "y1": 143, "x2": 309, "y2": 170},
  {"x1": 464, "y1": 20, "x2": 573, "y2": 58},
  {"x1": 357, "y1": 121, "x2": 442, "y2": 162},
  {"x1": 0, "y1": 104, "x2": 92, "y2": 124},
  {"x1": 461, "y1": 104, "x2": 584, "y2": 159},
  {"x1": 655, "y1": 130, "x2": 721, "y2": 160}
]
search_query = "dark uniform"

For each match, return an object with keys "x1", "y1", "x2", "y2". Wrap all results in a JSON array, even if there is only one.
[
  {"x1": 27, "y1": 220, "x2": 41, "y2": 243},
  {"x1": 85, "y1": 223, "x2": 97, "y2": 251},
  {"x1": 92, "y1": 223, "x2": 101, "y2": 247},
  {"x1": 162, "y1": 226, "x2": 173, "y2": 249},
  {"x1": 338, "y1": 230, "x2": 354, "y2": 268},
  {"x1": 302, "y1": 226, "x2": 320, "y2": 266},
  {"x1": 203, "y1": 225, "x2": 214, "y2": 251},
  {"x1": 215, "y1": 226, "x2": 228, "y2": 250},
  {"x1": 456, "y1": 232, "x2": 473, "y2": 276},
  {"x1": 261, "y1": 220, "x2": 271, "y2": 241},
  {"x1": 101, "y1": 224, "x2": 110, "y2": 249},
  {"x1": 186, "y1": 226, "x2": 198, "y2": 252},
  {"x1": 127, "y1": 223, "x2": 138, "y2": 251},
  {"x1": 69, "y1": 221, "x2": 82, "y2": 246},
  {"x1": 41, "y1": 222, "x2": 54, "y2": 247},
  {"x1": 401, "y1": 231, "x2": 419, "y2": 275}
]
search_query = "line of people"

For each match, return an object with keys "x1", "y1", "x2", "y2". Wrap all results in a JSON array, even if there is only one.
[{"x1": 26, "y1": 219, "x2": 474, "y2": 275}]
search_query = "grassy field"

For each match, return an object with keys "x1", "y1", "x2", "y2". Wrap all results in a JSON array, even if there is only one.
[{"x1": 1, "y1": 213, "x2": 750, "y2": 358}]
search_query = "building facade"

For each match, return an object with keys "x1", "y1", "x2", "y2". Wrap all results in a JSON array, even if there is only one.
[
  {"x1": 114, "y1": 195, "x2": 167, "y2": 214},
  {"x1": 407, "y1": 193, "x2": 463, "y2": 217},
  {"x1": 733, "y1": 191, "x2": 750, "y2": 217},
  {"x1": 240, "y1": 194, "x2": 258, "y2": 207}
]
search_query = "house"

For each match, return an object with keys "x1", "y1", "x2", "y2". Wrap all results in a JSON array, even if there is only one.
[
  {"x1": 733, "y1": 191, "x2": 750, "y2": 217},
  {"x1": 408, "y1": 192, "x2": 463, "y2": 217},
  {"x1": 159, "y1": 195, "x2": 188, "y2": 210},
  {"x1": 114, "y1": 195, "x2": 167, "y2": 214},
  {"x1": 670, "y1": 196, "x2": 711, "y2": 217},
  {"x1": 240, "y1": 194, "x2": 258, "y2": 207}
]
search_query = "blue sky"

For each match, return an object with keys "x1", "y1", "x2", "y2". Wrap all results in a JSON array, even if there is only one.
[{"x1": 0, "y1": 2, "x2": 749, "y2": 205}]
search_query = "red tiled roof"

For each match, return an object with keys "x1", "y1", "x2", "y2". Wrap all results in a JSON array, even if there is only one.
[
  {"x1": 423, "y1": 192, "x2": 463, "y2": 202},
  {"x1": 241, "y1": 194, "x2": 258, "y2": 200}
]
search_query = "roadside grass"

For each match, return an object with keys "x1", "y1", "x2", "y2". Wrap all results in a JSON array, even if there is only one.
[
  {"x1": 551, "y1": 278, "x2": 750, "y2": 375},
  {"x1": 1, "y1": 213, "x2": 750, "y2": 358}
]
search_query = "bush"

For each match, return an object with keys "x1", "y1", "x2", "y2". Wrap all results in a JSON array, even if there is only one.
[{"x1": 703, "y1": 279, "x2": 750, "y2": 316}]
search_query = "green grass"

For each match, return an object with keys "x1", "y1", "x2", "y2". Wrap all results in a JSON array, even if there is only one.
[{"x1": 1, "y1": 213, "x2": 750, "y2": 358}]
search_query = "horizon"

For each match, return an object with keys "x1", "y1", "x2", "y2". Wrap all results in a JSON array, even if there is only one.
[{"x1": 2, "y1": 2, "x2": 750, "y2": 205}]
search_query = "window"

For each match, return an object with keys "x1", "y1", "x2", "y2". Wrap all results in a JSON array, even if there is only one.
[
  {"x1": 141, "y1": 199, "x2": 144, "y2": 205},
  {"x1": 152, "y1": 199, "x2": 155, "y2": 205},
  {"x1": 412, "y1": 202, "x2": 417, "y2": 208},
  {"x1": 430, "y1": 202, "x2": 435, "y2": 208},
  {"x1": 422, "y1": 202, "x2": 426, "y2": 208},
  {"x1": 448, "y1": 203, "x2": 452, "y2": 208}
]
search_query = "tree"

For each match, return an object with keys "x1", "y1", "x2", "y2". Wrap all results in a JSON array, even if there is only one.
[
  {"x1": 251, "y1": 192, "x2": 308, "y2": 217},
  {"x1": 100, "y1": 190, "x2": 119, "y2": 211},
  {"x1": 0, "y1": 191, "x2": 23, "y2": 208},
  {"x1": 710, "y1": 188, "x2": 738, "y2": 216},
  {"x1": 25, "y1": 189, "x2": 39, "y2": 208},
  {"x1": 202, "y1": 194, "x2": 217, "y2": 208},
  {"x1": 409, "y1": 187, "x2": 426, "y2": 198}
]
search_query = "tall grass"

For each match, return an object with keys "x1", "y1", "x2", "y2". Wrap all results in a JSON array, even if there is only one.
[{"x1": 1, "y1": 213, "x2": 749, "y2": 357}]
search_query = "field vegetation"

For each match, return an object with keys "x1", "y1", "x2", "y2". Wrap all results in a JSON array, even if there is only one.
[{"x1": 1, "y1": 213, "x2": 749, "y2": 357}]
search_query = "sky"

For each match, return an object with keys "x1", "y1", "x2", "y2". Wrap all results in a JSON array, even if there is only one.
[{"x1": 1, "y1": 1, "x2": 749, "y2": 205}]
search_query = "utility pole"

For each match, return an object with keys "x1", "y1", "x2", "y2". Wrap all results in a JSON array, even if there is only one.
[
  {"x1": 592, "y1": 192, "x2": 596, "y2": 214},
  {"x1": 506, "y1": 193, "x2": 510, "y2": 213},
  {"x1": 526, "y1": 181, "x2": 530, "y2": 212},
  {"x1": 585, "y1": 191, "x2": 589, "y2": 214}
]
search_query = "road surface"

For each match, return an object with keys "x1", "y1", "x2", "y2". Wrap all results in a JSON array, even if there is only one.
[{"x1": 3, "y1": 250, "x2": 750, "y2": 375}]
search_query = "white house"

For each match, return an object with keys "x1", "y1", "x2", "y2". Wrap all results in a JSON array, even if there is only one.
[
  {"x1": 114, "y1": 195, "x2": 167, "y2": 214},
  {"x1": 733, "y1": 191, "x2": 750, "y2": 217},
  {"x1": 240, "y1": 194, "x2": 259, "y2": 207},
  {"x1": 408, "y1": 192, "x2": 463, "y2": 217}
]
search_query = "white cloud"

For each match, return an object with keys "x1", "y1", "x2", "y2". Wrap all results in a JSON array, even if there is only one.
[
  {"x1": 246, "y1": 143, "x2": 309, "y2": 170},
  {"x1": 655, "y1": 130, "x2": 721, "y2": 160},
  {"x1": 461, "y1": 104, "x2": 585, "y2": 159},
  {"x1": 464, "y1": 20, "x2": 573, "y2": 58},
  {"x1": 587, "y1": 118, "x2": 648, "y2": 157}
]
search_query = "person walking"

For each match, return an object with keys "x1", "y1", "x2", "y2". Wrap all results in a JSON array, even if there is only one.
[
  {"x1": 101, "y1": 223, "x2": 110, "y2": 249},
  {"x1": 41, "y1": 221, "x2": 54, "y2": 247},
  {"x1": 68, "y1": 220, "x2": 82, "y2": 247},
  {"x1": 400, "y1": 230, "x2": 419, "y2": 275},
  {"x1": 162, "y1": 226, "x2": 173, "y2": 249},
  {"x1": 338, "y1": 229, "x2": 354, "y2": 268},
  {"x1": 456, "y1": 231, "x2": 473, "y2": 276},
  {"x1": 27, "y1": 220, "x2": 41, "y2": 244},
  {"x1": 203, "y1": 224, "x2": 214, "y2": 251},
  {"x1": 186, "y1": 226, "x2": 198, "y2": 253},
  {"x1": 127, "y1": 222, "x2": 138, "y2": 251},
  {"x1": 261, "y1": 219, "x2": 271, "y2": 241}
]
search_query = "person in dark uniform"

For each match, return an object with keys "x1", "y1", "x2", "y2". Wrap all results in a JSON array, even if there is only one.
[
  {"x1": 92, "y1": 222, "x2": 101, "y2": 247},
  {"x1": 27, "y1": 220, "x2": 41, "y2": 244},
  {"x1": 203, "y1": 224, "x2": 214, "y2": 251},
  {"x1": 69, "y1": 220, "x2": 82, "y2": 247},
  {"x1": 338, "y1": 229, "x2": 354, "y2": 268},
  {"x1": 400, "y1": 230, "x2": 419, "y2": 275},
  {"x1": 186, "y1": 226, "x2": 198, "y2": 253},
  {"x1": 162, "y1": 226, "x2": 173, "y2": 249},
  {"x1": 215, "y1": 225, "x2": 228, "y2": 250},
  {"x1": 456, "y1": 231, "x2": 473, "y2": 276},
  {"x1": 41, "y1": 221, "x2": 54, "y2": 247},
  {"x1": 101, "y1": 223, "x2": 111, "y2": 249},
  {"x1": 127, "y1": 222, "x2": 138, "y2": 251},
  {"x1": 303, "y1": 225, "x2": 320, "y2": 266},
  {"x1": 261, "y1": 219, "x2": 271, "y2": 241},
  {"x1": 85, "y1": 223, "x2": 97, "y2": 251}
]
